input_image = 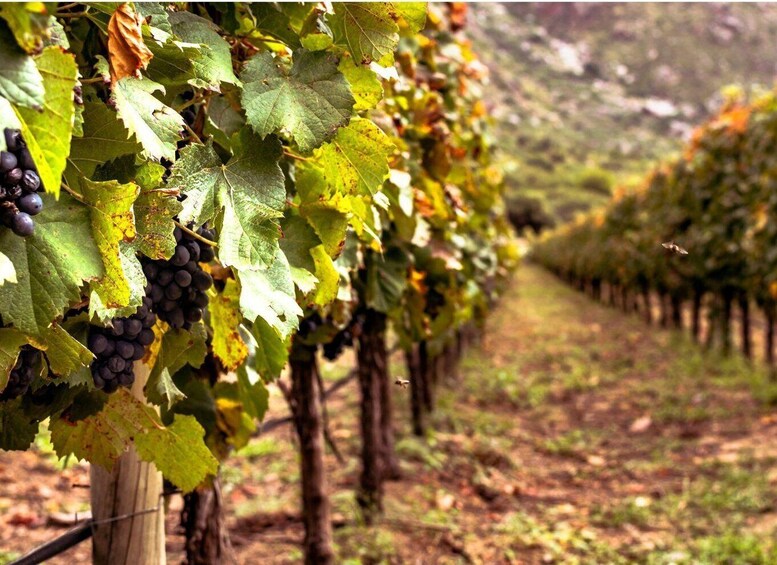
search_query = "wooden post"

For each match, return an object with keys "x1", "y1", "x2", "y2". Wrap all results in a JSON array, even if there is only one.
[
  {"x1": 90, "y1": 363, "x2": 166, "y2": 565},
  {"x1": 181, "y1": 478, "x2": 234, "y2": 565},
  {"x1": 671, "y1": 295, "x2": 683, "y2": 330},
  {"x1": 289, "y1": 340, "x2": 334, "y2": 565},
  {"x1": 355, "y1": 309, "x2": 386, "y2": 521},
  {"x1": 406, "y1": 345, "x2": 425, "y2": 437},
  {"x1": 739, "y1": 294, "x2": 751, "y2": 359}
]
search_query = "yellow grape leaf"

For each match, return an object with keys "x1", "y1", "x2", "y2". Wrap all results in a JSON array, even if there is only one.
[
  {"x1": 209, "y1": 279, "x2": 248, "y2": 371},
  {"x1": 107, "y1": 3, "x2": 153, "y2": 81}
]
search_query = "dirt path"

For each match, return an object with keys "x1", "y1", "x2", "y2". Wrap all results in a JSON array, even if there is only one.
[{"x1": 1, "y1": 265, "x2": 776, "y2": 564}]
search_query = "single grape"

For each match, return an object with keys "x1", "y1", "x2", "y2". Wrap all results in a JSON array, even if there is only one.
[
  {"x1": 18, "y1": 193, "x2": 43, "y2": 216},
  {"x1": 0, "y1": 151, "x2": 17, "y2": 172},
  {"x1": 174, "y1": 270, "x2": 192, "y2": 288},
  {"x1": 107, "y1": 356, "x2": 125, "y2": 373},
  {"x1": 4, "y1": 130, "x2": 21, "y2": 152},
  {"x1": 138, "y1": 328, "x2": 155, "y2": 346},
  {"x1": 161, "y1": 298, "x2": 177, "y2": 312},
  {"x1": 116, "y1": 341, "x2": 135, "y2": 360},
  {"x1": 143, "y1": 262, "x2": 158, "y2": 281},
  {"x1": 5, "y1": 167, "x2": 22, "y2": 185},
  {"x1": 111, "y1": 319, "x2": 125, "y2": 336},
  {"x1": 165, "y1": 283, "x2": 182, "y2": 300},
  {"x1": 132, "y1": 342, "x2": 145, "y2": 361},
  {"x1": 199, "y1": 245, "x2": 215, "y2": 262},
  {"x1": 88, "y1": 333, "x2": 108, "y2": 355},
  {"x1": 124, "y1": 318, "x2": 142, "y2": 338},
  {"x1": 157, "y1": 269, "x2": 174, "y2": 286},
  {"x1": 174, "y1": 226, "x2": 183, "y2": 242},
  {"x1": 150, "y1": 284, "x2": 164, "y2": 303},
  {"x1": 170, "y1": 245, "x2": 190, "y2": 267},
  {"x1": 21, "y1": 170, "x2": 40, "y2": 192},
  {"x1": 17, "y1": 148, "x2": 35, "y2": 170},
  {"x1": 185, "y1": 307, "x2": 202, "y2": 323},
  {"x1": 142, "y1": 312, "x2": 157, "y2": 328},
  {"x1": 167, "y1": 308, "x2": 184, "y2": 328},
  {"x1": 11, "y1": 212, "x2": 34, "y2": 237},
  {"x1": 192, "y1": 271, "x2": 213, "y2": 291}
]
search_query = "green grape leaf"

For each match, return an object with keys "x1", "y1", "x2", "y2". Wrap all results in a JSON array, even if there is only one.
[
  {"x1": 310, "y1": 244, "x2": 339, "y2": 305},
  {"x1": 145, "y1": 37, "x2": 201, "y2": 88},
  {"x1": 79, "y1": 178, "x2": 140, "y2": 311},
  {"x1": 241, "y1": 50, "x2": 355, "y2": 152},
  {"x1": 299, "y1": 204, "x2": 349, "y2": 256},
  {"x1": 236, "y1": 365, "x2": 269, "y2": 421},
  {"x1": 0, "y1": 398, "x2": 38, "y2": 450},
  {"x1": 49, "y1": 388, "x2": 155, "y2": 470},
  {"x1": 366, "y1": 246, "x2": 408, "y2": 312},
  {"x1": 0, "y1": 3, "x2": 53, "y2": 53},
  {"x1": 395, "y1": 3, "x2": 427, "y2": 35},
  {"x1": 172, "y1": 133, "x2": 285, "y2": 271},
  {"x1": 0, "y1": 328, "x2": 28, "y2": 392},
  {"x1": 237, "y1": 249, "x2": 301, "y2": 339},
  {"x1": 0, "y1": 195, "x2": 103, "y2": 336},
  {"x1": 339, "y1": 57, "x2": 383, "y2": 111},
  {"x1": 280, "y1": 216, "x2": 319, "y2": 292},
  {"x1": 132, "y1": 163, "x2": 181, "y2": 260},
  {"x1": 250, "y1": 317, "x2": 288, "y2": 381},
  {"x1": 329, "y1": 3, "x2": 401, "y2": 65},
  {"x1": 15, "y1": 46, "x2": 78, "y2": 197},
  {"x1": 111, "y1": 76, "x2": 183, "y2": 162},
  {"x1": 168, "y1": 11, "x2": 240, "y2": 90},
  {"x1": 147, "y1": 323, "x2": 207, "y2": 408},
  {"x1": 305, "y1": 117, "x2": 394, "y2": 197},
  {"x1": 135, "y1": 413, "x2": 218, "y2": 492},
  {"x1": 0, "y1": 20, "x2": 43, "y2": 109},
  {"x1": 89, "y1": 243, "x2": 146, "y2": 322},
  {"x1": 38, "y1": 324, "x2": 93, "y2": 377},
  {"x1": 250, "y1": 4, "x2": 302, "y2": 49},
  {"x1": 209, "y1": 279, "x2": 248, "y2": 372},
  {"x1": 136, "y1": 3, "x2": 173, "y2": 35},
  {"x1": 0, "y1": 252, "x2": 16, "y2": 285},
  {"x1": 66, "y1": 100, "x2": 141, "y2": 182}
]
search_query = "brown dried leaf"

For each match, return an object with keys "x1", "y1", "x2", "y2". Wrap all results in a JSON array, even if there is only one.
[{"x1": 107, "y1": 3, "x2": 153, "y2": 81}]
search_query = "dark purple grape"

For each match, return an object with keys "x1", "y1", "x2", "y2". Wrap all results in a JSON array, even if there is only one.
[
  {"x1": 132, "y1": 342, "x2": 145, "y2": 360},
  {"x1": 88, "y1": 333, "x2": 108, "y2": 355},
  {"x1": 142, "y1": 313, "x2": 157, "y2": 328},
  {"x1": 170, "y1": 245, "x2": 190, "y2": 267},
  {"x1": 107, "y1": 356, "x2": 125, "y2": 373},
  {"x1": 6, "y1": 185, "x2": 21, "y2": 200},
  {"x1": 164, "y1": 283, "x2": 182, "y2": 300},
  {"x1": 18, "y1": 193, "x2": 43, "y2": 216},
  {"x1": 192, "y1": 293, "x2": 208, "y2": 308},
  {"x1": 117, "y1": 371, "x2": 134, "y2": 387},
  {"x1": 192, "y1": 271, "x2": 212, "y2": 291},
  {"x1": 174, "y1": 270, "x2": 192, "y2": 288},
  {"x1": 137, "y1": 328, "x2": 155, "y2": 346},
  {"x1": 124, "y1": 318, "x2": 142, "y2": 337},
  {"x1": 5, "y1": 167, "x2": 22, "y2": 185},
  {"x1": 102, "y1": 340, "x2": 115, "y2": 357},
  {"x1": 185, "y1": 307, "x2": 202, "y2": 323},
  {"x1": 143, "y1": 262, "x2": 158, "y2": 281},
  {"x1": 150, "y1": 284, "x2": 164, "y2": 303},
  {"x1": 185, "y1": 241, "x2": 200, "y2": 261},
  {"x1": 21, "y1": 170, "x2": 40, "y2": 192},
  {"x1": 161, "y1": 298, "x2": 177, "y2": 312},
  {"x1": 184, "y1": 260, "x2": 198, "y2": 273},
  {"x1": 199, "y1": 246, "x2": 215, "y2": 262},
  {"x1": 92, "y1": 374, "x2": 105, "y2": 389},
  {"x1": 111, "y1": 319, "x2": 125, "y2": 336},
  {"x1": 167, "y1": 308, "x2": 184, "y2": 328},
  {"x1": 11, "y1": 212, "x2": 34, "y2": 237},
  {"x1": 0, "y1": 152, "x2": 17, "y2": 172},
  {"x1": 17, "y1": 148, "x2": 35, "y2": 170},
  {"x1": 116, "y1": 341, "x2": 135, "y2": 360},
  {"x1": 4, "y1": 130, "x2": 21, "y2": 152},
  {"x1": 173, "y1": 226, "x2": 183, "y2": 242},
  {"x1": 157, "y1": 269, "x2": 174, "y2": 286}
]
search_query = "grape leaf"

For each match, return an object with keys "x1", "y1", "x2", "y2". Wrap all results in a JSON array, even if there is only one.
[
  {"x1": 241, "y1": 50, "x2": 355, "y2": 152},
  {"x1": 303, "y1": 117, "x2": 395, "y2": 197},
  {"x1": 132, "y1": 162, "x2": 181, "y2": 260},
  {"x1": 395, "y1": 3, "x2": 427, "y2": 35},
  {"x1": 249, "y1": 317, "x2": 288, "y2": 381},
  {"x1": 237, "y1": 249, "x2": 301, "y2": 339},
  {"x1": 329, "y1": 3, "x2": 402, "y2": 65},
  {"x1": 0, "y1": 252, "x2": 16, "y2": 285},
  {"x1": 209, "y1": 279, "x2": 248, "y2": 372},
  {"x1": 135, "y1": 413, "x2": 218, "y2": 492},
  {"x1": 280, "y1": 215, "x2": 318, "y2": 274},
  {"x1": 147, "y1": 323, "x2": 207, "y2": 408},
  {"x1": 49, "y1": 388, "x2": 155, "y2": 470},
  {"x1": 339, "y1": 57, "x2": 383, "y2": 111},
  {"x1": 0, "y1": 398, "x2": 38, "y2": 450},
  {"x1": 237, "y1": 365, "x2": 270, "y2": 421},
  {"x1": 66, "y1": 100, "x2": 141, "y2": 182},
  {"x1": 0, "y1": 3, "x2": 53, "y2": 53},
  {"x1": 107, "y1": 2, "x2": 153, "y2": 81},
  {"x1": 15, "y1": 46, "x2": 78, "y2": 197},
  {"x1": 366, "y1": 246, "x2": 408, "y2": 312},
  {"x1": 0, "y1": 328, "x2": 28, "y2": 392},
  {"x1": 38, "y1": 324, "x2": 93, "y2": 377},
  {"x1": 79, "y1": 178, "x2": 140, "y2": 311},
  {"x1": 172, "y1": 132, "x2": 286, "y2": 271},
  {"x1": 299, "y1": 204, "x2": 349, "y2": 256},
  {"x1": 168, "y1": 11, "x2": 239, "y2": 90},
  {"x1": 0, "y1": 195, "x2": 103, "y2": 336},
  {"x1": 310, "y1": 244, "x2": 339, "y2": 305},
  {"x1": 89, "y1": 243, "x2": 147, "y2": 322},
  {"x1": 0, "y1": 19, "x2": 43, "y2": 109},
  {"x1": 111, "y1": 76, "x2": 183, "y2": 162},
  {"x1": 250, "y1": 4, "x2": 303, "y2": 49}
]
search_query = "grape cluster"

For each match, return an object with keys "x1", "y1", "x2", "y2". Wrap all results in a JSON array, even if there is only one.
[
  {"x1": 1, "y1": 129, "x2": 43, "y2": 237},
  {"x1": 0, "y1": 346, "x2": 40, "y2": 400},
  {"x1": 322, "y1": 327, "x2": 354, "y2": 361},
  {"x1": 88, "y1": 297, "x2": 156, "y2": 392},
  {"x1": 142, "y1": 225, "x2": 215, "y2": 330}
]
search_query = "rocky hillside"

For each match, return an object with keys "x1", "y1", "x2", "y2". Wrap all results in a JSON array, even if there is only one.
[{"x1": 469, "y1": 3, "x2": 777, "y2": 227}]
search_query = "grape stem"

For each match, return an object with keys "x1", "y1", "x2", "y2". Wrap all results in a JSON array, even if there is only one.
[
  {"x1": 173, "y1": 220, "x2": 218, "y2": 247},
  {"x1": 61, "y1": 182, "x2": 85, "y2": 202},
  {"x1": 283, "y1": 149, "x2": 312, "y2": 162},
  {"x1": 182, "y1": 123, "x2": 202, "y2": 145}
]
